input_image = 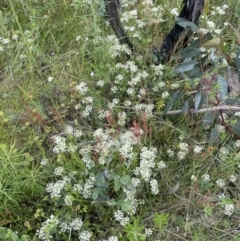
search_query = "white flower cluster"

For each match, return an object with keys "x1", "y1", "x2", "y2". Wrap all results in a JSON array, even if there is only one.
[
  {"x1": 118, "y1": 111, "x2": 126, "y2": 126},
  {"x1": 224, "y1": 204, "x2": 234, "y2": 216},
  {"x1": 52, "y1": 136, "x2": 67, "y2": 154},
  {"x1": 119, "y1": 131, "x2": 138, "y2": 161},
  {"x1": 150, "y1": 179, "x2": 159, "y2": 194},
  {"x1": 79, "y1": 146, "x2": 94, "y2": 169},
  {"x1": 193, "y1": 145, "x2": 203, "y2": 154},
  {"x1": 114, "y1": 210, "x2": 129, "y2": 226},
  {"x1": 141, "y1": 2, "x2": 164, "y2": 24},
  {"x1": 134, "y1": 103, "x2": 154, "y2": 118},
  {"x1": 37, "y1": 215, "x2": 59, "y2": 241},
  {"x1": 202, "y1": 173, "x2": 210, "y2": 182},
  {"x1": 46, "y1": 176, "x2": 71, "y2": 198},
  {"x1": 83, "y1": 176, "x2": 96, "y2": 199},
  {"x1": 60, "y1": 217, "x2": 83, "y2": 232},
  {"x1": 105, "y1": 35, "x2": 132, "y2": 58},
  {"x1": 101, "y1": 236, "x2": 118, "y2": 241},
  {"x1": 79, "y1": 231, "x2": 91, "y2": 241},
  {"x1": 128, "y1": 70, "x2": 149, "y2": 86},
  {"x1": 177, "y1": 142, "x2": 189, "y2": 160},
  {"x1": 75, "y1": 82, "x2": 88, "y2": 95},
  {"x1": 134, "y1": 147, "x2": 157, "y2": 181},
  {"x1": 216, "y1": 179, "x2": 225, "y2": 188}
]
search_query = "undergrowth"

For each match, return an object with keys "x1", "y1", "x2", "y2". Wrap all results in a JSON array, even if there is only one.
[{"x1": 0, "y1": 0, "x2": 240, "y2": 240}]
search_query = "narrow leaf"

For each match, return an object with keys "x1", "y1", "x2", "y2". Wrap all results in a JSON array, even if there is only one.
[
  {"x1": 194, "y1": 91, "x2": 202, "y2": 110},
  {"x1": 164, "y1": 91, "x2": 183, "y2": 114},
  {"x1": 174, "y1": 60, "x2": 198, "y2": 73},
  {"x1": 209, "y1": 126, "x2": 220, "y2": 143},
  {"x1": 202, "y1": 112, "x2": 215, "y2": 126},
  {"x1": 217, "y1": 75, "x2": 228, "y2": 100},
  {"x1": 231, "y1": 121, "x2": 240, "y2": 136}
]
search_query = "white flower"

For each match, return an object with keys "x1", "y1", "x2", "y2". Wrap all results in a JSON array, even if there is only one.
[
  {"x1": 145, "y1": 228, "x2": 153, "y2": 236},
  {"x1": 150, "y1": 179, "x2": 159, "y2": 194},
  {"x1": 158, "y1": 161, "x2": 166, "y2": 169},
  {"x1": 12, "y1": 34, "x2": 18, "y2": 41},
  {"x1": 54, "y1": 167, "x2": 64, "y2": 176},
  {"x1": 79, "y1": 231, "x2": 91, "y2": 241},
  {"x1": 167, "y1": 149, "x2": 174, "y2": 157},
  {"x1": 229, "y1": 175, "x2": 237, "y2": 183},
  {"x1": 194, "y1": 145, "x2": 203, "y2": 154},
  {"x1": 191, "y1": 175, "x2": 197, "y2": 181},
  {"x1": 224, "y1": 204, "x2": 234, "y2": 216},
  {"x1": 76, "y1": 35, "x2": 82, "y2": 41},
  {"x1": 97, "y1": 80, "x2": 105, "y2": 87},
  {"x1": 64, "y1": 195, "x2": 73, "y2": 206},
  {"x1": 214, "y1": 29, "x2": 221, "y2": 34},
  {"x1": 162, "y1": 91, "x2": 169, "y2": 99},
  {"x1": 75, "y1": 82, "x2": 88, "y2": 95},
  {"x1": 202, "y1": 173, "x2": 210, "y2": 182},
  {"x1": 216, "y1": 179, "x2": 225, "y2": 188},
  {"x1": 69, "y1": 218, "x2": 83, "y2": 231},
  {"x1": 48, "y1": 76, "x2": 53, "y2": 82},
  {"x1": 170, "y1": 8, "x2": 179, "y2": 16},
  {"x1": 179, "y1": 142, "x2": 188, "y2": 152},
  {"x1": 207, "y1": 20, "x2": 215, "y2": 29},
  {"x1": 218, "y1": 193, "x2": 226, "y2": 200},
  {"x1": 131, "y1": 177, "x2": 141, "y2": 187},
  {"x1": 114, "y1": 210, "x2": 129, "y2": 226}
]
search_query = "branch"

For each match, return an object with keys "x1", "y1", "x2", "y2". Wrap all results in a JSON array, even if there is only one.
[{"x1": 155, "y1": 105, "x2": 240, "y2": 116}]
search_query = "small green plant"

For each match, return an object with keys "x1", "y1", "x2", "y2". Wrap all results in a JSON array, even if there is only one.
[{"x1": 124, "y1": 217, "x2": 146, "y2": 241}]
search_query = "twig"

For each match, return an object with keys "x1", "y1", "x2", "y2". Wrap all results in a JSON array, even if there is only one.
[{"x1": 155, "y1": 105, "x2": 240, "y2": 116}]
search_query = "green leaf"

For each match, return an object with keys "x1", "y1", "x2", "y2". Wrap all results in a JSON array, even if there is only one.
[
  {"x1": 106, "y1": 199, "x2": 116, "y2": 206},
  {"x1": 176, "y1": 17, "x2": 198, "y2": 32},
  {"x1": 190, "y1": 66, "x2": 202, "y2": 78},
  {"x1": 92, "y1": 188, "x2": 99, "y2": 200},
  {"x1": 153, "y1": 212, "x2": 169, "y2": 229},
  {"x1": 203, "y1": 112, "x2": 215, "y2": 126},
  {"x1": 231, "y1": 121, "x2": 240, "y2": 136},
  {"x1": 121, "y1": 199, "x2": 132, "y2": 212},
  {"x1": 209, "y1": 126, "x2": 220, "y2": 143},
  {"x1": 204, "y1": 205, "x2": 213, "y2": 218},
  {"x1": 217, "y1": 75, "x2": 228, "y2": 100},
  {"x1": 194, "y1": 91, "x2": 202, "y2": 110},
  {"x1": 179, "y1": 47, "x2": 203, "y2": 59},
  {"x1": 125, "y1": 217, "x2": 146, "y2": 241},
  {"x1": 120, "y1": 175, "x2": 131, "y2": 185},
  {"x1": 164, "y1": 91, "x2": 183, "y2": 114},
  {"x1": 181, "y1": 98, "x2": 190, "y2": 114},
  {"x1": 173, "y1": 60, "x2": 198, "y2": 73},
  {"x1": 114, "y1": 178, "x2": 122, "y2": 192}
]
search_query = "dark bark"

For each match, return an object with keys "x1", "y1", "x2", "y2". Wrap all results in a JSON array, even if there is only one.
[
  {"x1": 159, "y1": 0, "x2": 205, "y2": 63},
  {"x1": 104, "y1": 0, "x2": 205, "y2": 64},
  {"x1": 104, "y1": 0, "x2": 134, "y2": 51}
]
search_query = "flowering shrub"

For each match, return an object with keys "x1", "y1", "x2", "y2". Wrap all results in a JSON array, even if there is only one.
[{"x1": 0, "y1": 0, "x2": 240, "y2": 241}]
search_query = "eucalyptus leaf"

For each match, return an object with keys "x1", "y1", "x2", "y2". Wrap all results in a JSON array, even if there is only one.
[
  {"x1": 209, "y1": 126, "x2": 220, "y2": 142},
  {"x1": 179, "y1": 47, "x2": 203, "y2": 59},
  {"x1": 164, "y1": 91, "x2": 184, "y2": 114},
  {"x1": 176, "y1": 17, "x2": 198, "y2": 32},
  {"x1": 181, "y1": 98, "x2": 190, "y2": 114},
  {"x1": 174, "y1": 60, "x2": 198, "y2": 73},
  {"x1": 190, "y1": 66, "x2": 202, "y2": 78},
  {"x1": 231, "y1": 121, "x2": 240, "y2": 136},
  {"x1": 194, "y1": 91, "x2": 202, "y2": 110},
  {"x1": 202, "y1": 112, "x2": 215, "y2": 126},
  {"x1": 217, "y1": 75, "x2": 228, "y2": 100}
]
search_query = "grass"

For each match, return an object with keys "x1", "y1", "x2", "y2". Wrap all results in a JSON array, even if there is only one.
[{"x1": 0, "y1": 0, "x2": 240, "y2": 240}]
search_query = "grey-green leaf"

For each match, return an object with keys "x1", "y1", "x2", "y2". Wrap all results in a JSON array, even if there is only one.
[{"x1": 174, "y1": 60, "x2": 198, "y2": 73}]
